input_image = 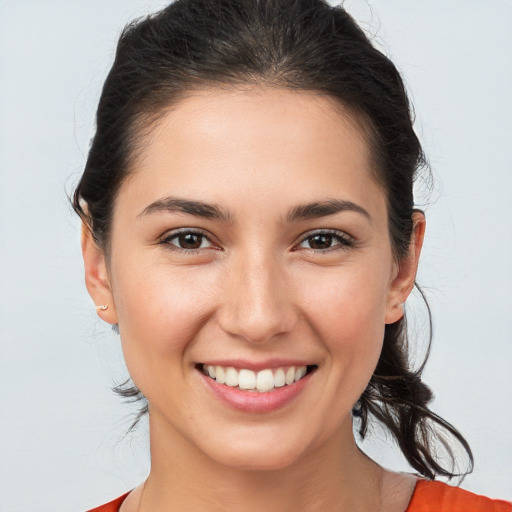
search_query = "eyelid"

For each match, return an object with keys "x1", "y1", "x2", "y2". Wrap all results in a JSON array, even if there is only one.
[
  {"x1": 294, "y1": 228, "x2": 355, "y2": 251},
  {"x1": 158, "y1": 227, "x2": 220, "y2": 252}
]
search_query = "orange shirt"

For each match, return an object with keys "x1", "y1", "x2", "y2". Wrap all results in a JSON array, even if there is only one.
[
  {"x1": 88, "y1": 480, "x2": 512, "y2": 512},
  {"x1": 407, "y1": 481, "x2": 511, "y2": 511}
]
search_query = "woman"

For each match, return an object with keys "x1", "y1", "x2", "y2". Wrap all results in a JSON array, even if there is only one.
[{"x1": 74, "y1": 0, "x2": 511, "y2": 510}]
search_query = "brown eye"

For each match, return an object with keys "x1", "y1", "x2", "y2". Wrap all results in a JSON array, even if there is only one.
[
  {"x1": 307, "y1": 234, "x2": 334, "y2": 250},
  {"x1": 177, "y1": 233, "x2": 203, "y2": 249},
  {"x1": 161, "y1": 230, "x2": 214, "y2": 251},
  {"x1": 297, "y1": 231, "x2": 354, "y2": 252}
]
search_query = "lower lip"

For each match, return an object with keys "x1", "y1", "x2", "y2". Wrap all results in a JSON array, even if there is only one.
[{"x1": 200, "y1": 370, "x2": 313, "y2": 413}]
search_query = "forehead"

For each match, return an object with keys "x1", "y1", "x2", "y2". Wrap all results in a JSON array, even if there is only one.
[
  {"x1": 139, "y1": 87, "x2": 372, "y2": 164},
  {"x1": 119, "y1": 87, "x2": 385, "y2": 221}
]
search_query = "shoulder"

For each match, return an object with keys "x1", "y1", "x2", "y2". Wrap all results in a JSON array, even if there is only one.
[
  {"x1": 87, "y1": 492, "x2": 130, "y2": 512},
  {"x1": 407, "y1": 480, "x2": 512, "y2": 512}
]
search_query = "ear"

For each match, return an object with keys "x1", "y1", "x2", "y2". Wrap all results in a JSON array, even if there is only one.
[
  {"x1": 385, "y1": 211, "x2": 426, "y2": 324},
  {"x1": 81, "y1": 223, "x2": 118, "y2": 324}
]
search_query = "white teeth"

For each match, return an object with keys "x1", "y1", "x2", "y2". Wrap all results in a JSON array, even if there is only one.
[
  {"x1": 256, "y1": 369, "x2": 274, "y2": 392},
  {"x1": 215, "y1": 365, "x2": 226, "y2": 384},
  {"x1": 274, "y1": 368, "x2": 286, "y2": 387},
  {"x1": 238, "y1": 369, "x2": 256, "y2": 390},
  {"x1": 294, "y1": 366, "x2": 307, "y2": 382},
  {"x1": 203, "y1": 364, "x2": 311, "y2": 392},
  {"x1": 285, "y1": 367, "x2": 296, "y2": 385},
  {"x1": 225, "y1": 367, "x2": 239, "y2": 387}
]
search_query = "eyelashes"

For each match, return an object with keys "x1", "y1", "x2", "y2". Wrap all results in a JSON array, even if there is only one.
[
  {"x1": 158, "y1": 228, "x2": 356, "y2": 254},
  {"x1": 158, "y1": 229, "x2": 217, "y2": 252},
  {"x1": 295, "y1": 230, "x2": 355, "y2": 252}
]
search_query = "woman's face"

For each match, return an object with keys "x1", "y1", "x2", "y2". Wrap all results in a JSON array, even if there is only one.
[{"x1": 84, "y1": 88, "x2": 422, "y2": 470}]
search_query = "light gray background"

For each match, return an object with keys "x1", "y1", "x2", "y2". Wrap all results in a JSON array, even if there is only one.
[{"x1": 0, "y1": 1, "x2": 510, "y2": 511}]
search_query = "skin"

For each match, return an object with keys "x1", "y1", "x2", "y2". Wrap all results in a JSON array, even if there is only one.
[{"x1": 82, "y1": 88, "x2": 425, "y2": 511}]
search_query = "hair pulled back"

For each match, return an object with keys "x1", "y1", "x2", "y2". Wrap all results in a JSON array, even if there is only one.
[{"x1": 73, "y1": 0, "x2": 473, "y2": 480}]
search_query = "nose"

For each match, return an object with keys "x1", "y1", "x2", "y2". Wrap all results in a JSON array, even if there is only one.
[{"x1": 217, "y1": 251, "x2": 297, "y2": 344}]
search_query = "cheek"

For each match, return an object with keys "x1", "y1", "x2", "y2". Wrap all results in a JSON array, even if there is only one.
[
  {"x1": 110, "y1": 257, "x2": 219, "y2": 370},
  {"x1": 298, "y1": 263, "x2": 389, "y2": 381},
  {"x1": 300, "y1": 260, "x2": 391, "y2": 335},
  {"x1": 320, "y1": 296, "x2": 385, "y2": 385}
]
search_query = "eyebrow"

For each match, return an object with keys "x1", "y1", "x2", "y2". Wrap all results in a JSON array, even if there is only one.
[
  {"x1": 138, "y1": 197, "x2": 232, "y2": 222},
  {"x1": 286, "y1": 199, "x2": 371, "y2": 223},
  {"x1": 138, "y1": 196, "x2": 370, "y2": 223}
]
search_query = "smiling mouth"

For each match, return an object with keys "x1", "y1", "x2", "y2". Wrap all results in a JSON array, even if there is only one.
[{"x1": 197, "y1": 364, "x2": 317, "y2": 393}]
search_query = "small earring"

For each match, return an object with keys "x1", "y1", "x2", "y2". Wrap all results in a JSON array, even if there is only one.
[{"x1": 96, "y1": 304, "x2": 109, "y2": 311}]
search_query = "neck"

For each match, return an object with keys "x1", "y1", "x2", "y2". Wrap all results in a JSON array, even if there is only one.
[{"x1": 139, "y1": 413, "x2": 387, "y2": 512}]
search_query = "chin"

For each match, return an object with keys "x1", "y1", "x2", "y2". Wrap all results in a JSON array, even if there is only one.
[
  {"x1": 201, "y1": 433, "x2": 308, "y2": 472},
  {"x1": 214, "y1": 450, "x2": 302, "y2": 472}
]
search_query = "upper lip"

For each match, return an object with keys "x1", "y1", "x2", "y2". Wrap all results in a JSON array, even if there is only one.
[{"x1": 198, "y1": 359, "x2": 316, "y2": 371}]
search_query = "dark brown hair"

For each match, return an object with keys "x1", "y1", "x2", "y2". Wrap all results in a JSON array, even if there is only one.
[{"x1": 73, "y1": 0, "x2": 473, "y2": 480}]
